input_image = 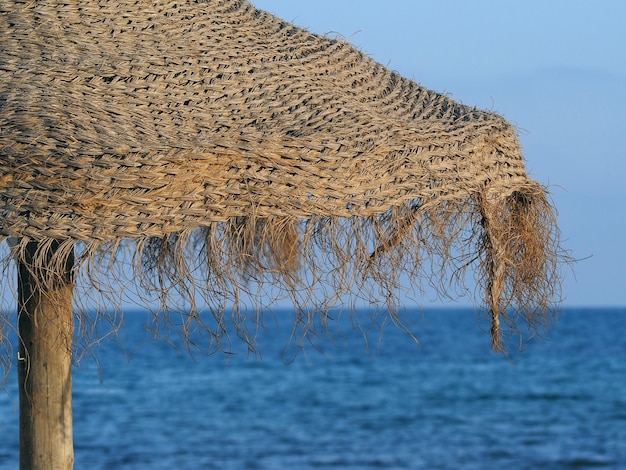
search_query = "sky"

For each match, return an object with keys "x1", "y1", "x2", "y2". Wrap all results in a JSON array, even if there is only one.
[{"x1": 253, "y1": 0, "x2": 626, "y2": 307}]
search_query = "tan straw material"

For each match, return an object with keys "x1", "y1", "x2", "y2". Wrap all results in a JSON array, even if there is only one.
[{"x1": 0, "y1": 0, "x2": 563, "y2": 351}]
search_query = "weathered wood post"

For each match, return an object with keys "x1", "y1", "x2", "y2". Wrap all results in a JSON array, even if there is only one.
[{"x1": 17, "y1": 241, "x2": 75, "y2": 470}]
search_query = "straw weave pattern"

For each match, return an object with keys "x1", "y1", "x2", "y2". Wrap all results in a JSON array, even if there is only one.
[{"x1": 1, "y1": 0, "x2": 528, "y2": 241}]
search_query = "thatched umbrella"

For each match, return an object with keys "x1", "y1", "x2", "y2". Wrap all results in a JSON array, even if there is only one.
[{"x1": 0, "y1": 0, "x2": 562, "y2": 468}]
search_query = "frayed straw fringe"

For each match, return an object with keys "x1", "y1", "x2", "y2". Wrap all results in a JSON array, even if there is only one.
[{"x1": 1, "y1": 182, "x2": 563, "y2": 361}]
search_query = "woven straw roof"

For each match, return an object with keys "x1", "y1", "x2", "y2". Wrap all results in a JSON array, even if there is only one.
[{"x1": 0, "y1": 0, "x2": 562, "y2": 351}]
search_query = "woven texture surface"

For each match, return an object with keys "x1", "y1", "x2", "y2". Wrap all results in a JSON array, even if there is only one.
[
  {"x1": 0, "y1": 0, "x2": 529, "y2": 241},
  {"x1": 0, "y1": 0, "x2": 563, "y2": 351}
]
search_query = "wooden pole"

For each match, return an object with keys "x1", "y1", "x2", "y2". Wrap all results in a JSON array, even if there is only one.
[{"x1": 17, "y1": 240, "x2": 75, "y2": 470}]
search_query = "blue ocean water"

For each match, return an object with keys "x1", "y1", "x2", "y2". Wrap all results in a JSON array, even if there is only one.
[{"x1": 0, "y1": 307, "x2": 624, "y2": 469}]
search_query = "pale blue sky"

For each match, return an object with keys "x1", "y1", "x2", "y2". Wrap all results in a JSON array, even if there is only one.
[{"x1": 254, "y1": 0, "x2": 626, "y2": 307}]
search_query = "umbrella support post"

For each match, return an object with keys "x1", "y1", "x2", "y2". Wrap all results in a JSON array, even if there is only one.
[{"x1": 17, "y1": 241, "x2": 75, "y2": 470}]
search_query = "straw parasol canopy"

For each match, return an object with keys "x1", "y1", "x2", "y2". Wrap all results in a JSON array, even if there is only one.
[{"x1": 0, "y1": 0, "x2": 562, "y2": 352}]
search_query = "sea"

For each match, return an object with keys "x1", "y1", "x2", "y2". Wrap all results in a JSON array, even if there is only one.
[{"x1": 0, "y1": 306, "x2": 624, "y2": 469}]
